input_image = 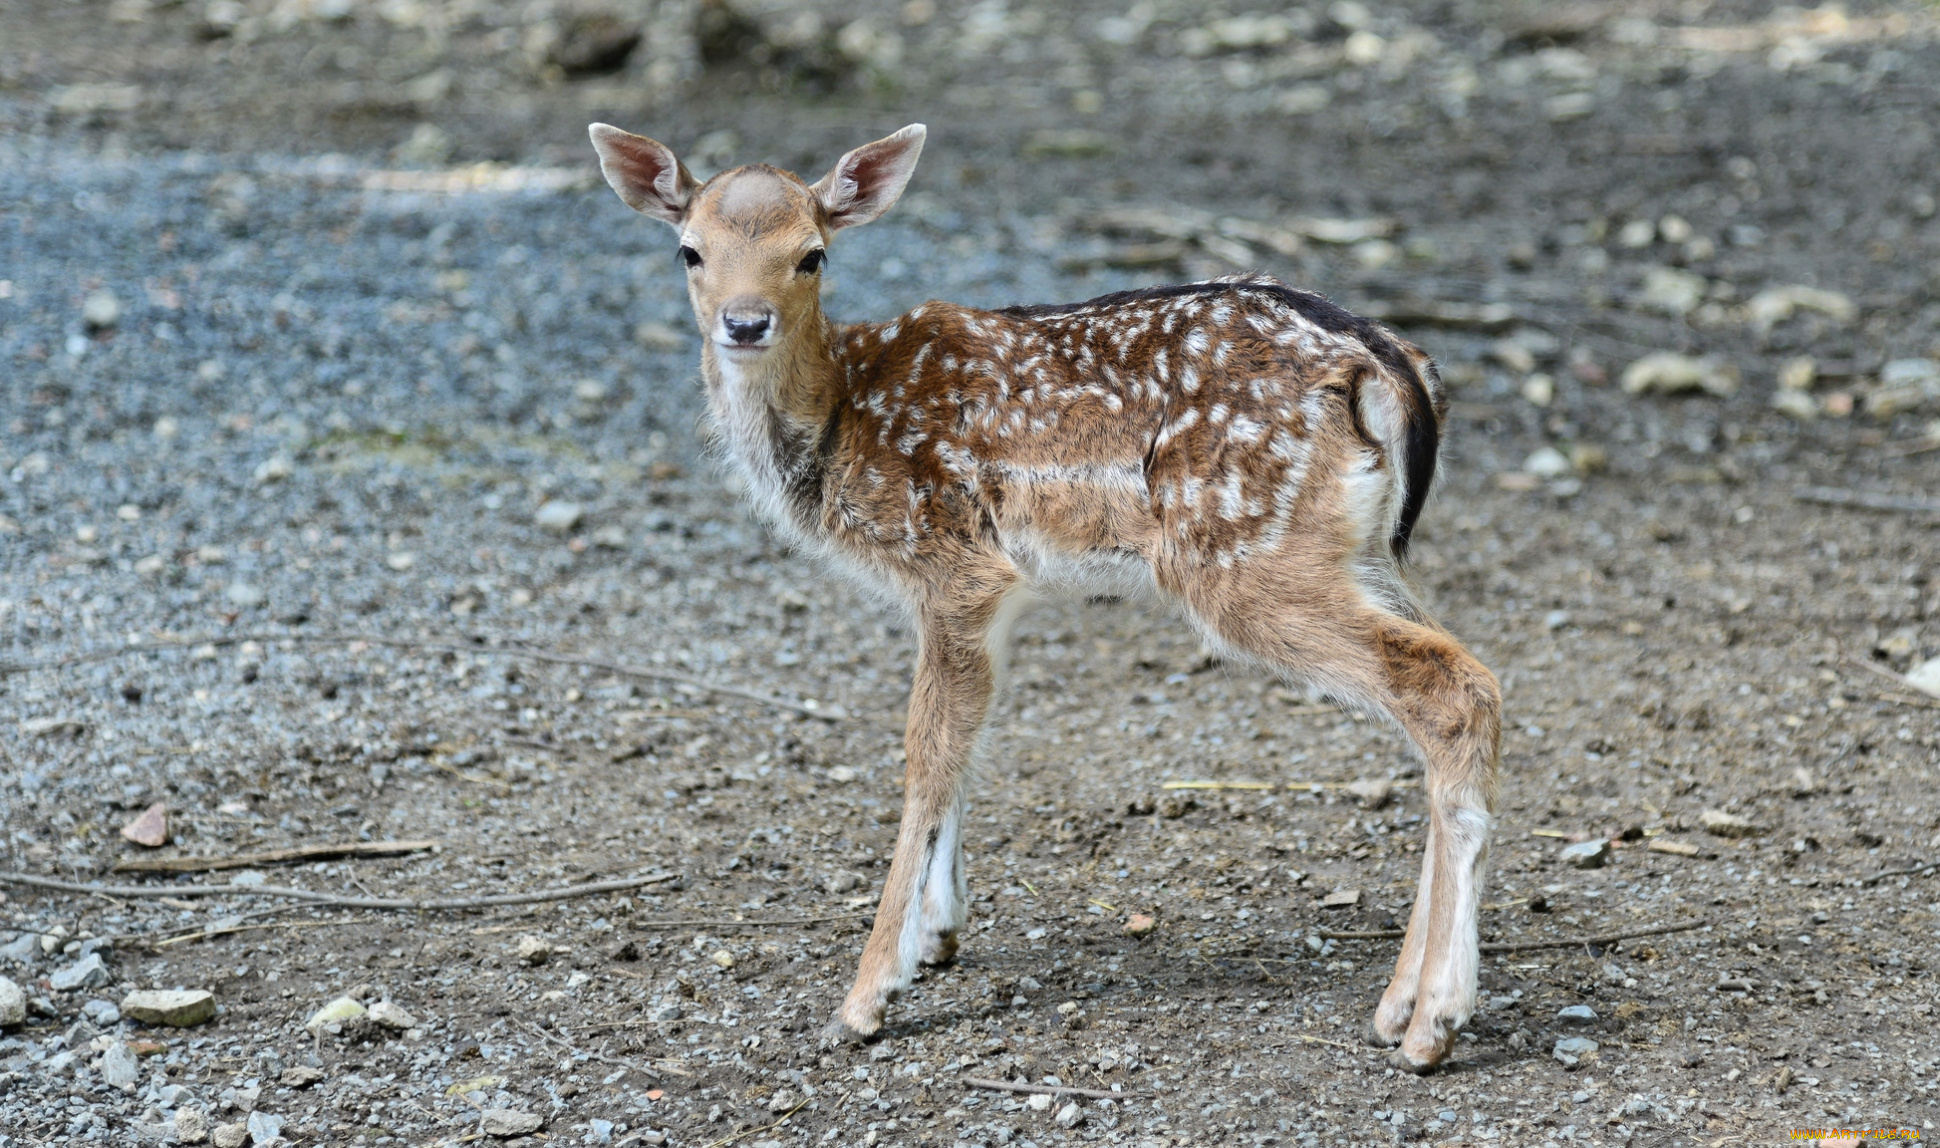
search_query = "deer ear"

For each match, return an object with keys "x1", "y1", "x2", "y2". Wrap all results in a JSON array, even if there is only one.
[
  {"x1": 589, "y1": 123, "x2": 697, "y2": 226},
  {"x1": 811, "y1": 124, "x2": 926, "y2": 231}
]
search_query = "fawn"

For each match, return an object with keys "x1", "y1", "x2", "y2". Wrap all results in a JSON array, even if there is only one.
[{"x1": 588, "y1": 121, "x2": 1502, "y2": 1071}]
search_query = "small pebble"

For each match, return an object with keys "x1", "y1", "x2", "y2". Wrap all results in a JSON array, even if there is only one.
[
  {"x1": 1558, "y1": 1004, "x2": 1598, "y2": 1024},
  {"x1": 1559, "y1": 839, "x2": 1611, "y2": 869},
  {"x1": 480, "y1": 1108, "x2": 545, "y2": 1137},
  {"x1": 534, "y1": 502, "x2": 584, "y2": 533}
]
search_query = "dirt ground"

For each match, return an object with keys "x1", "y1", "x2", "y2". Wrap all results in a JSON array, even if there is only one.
[{"x1": 2, "y1": 1, "x2": 1939, "y2": 1146}]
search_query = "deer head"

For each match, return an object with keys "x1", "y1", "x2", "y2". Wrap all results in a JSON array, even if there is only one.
[{"x1": 588, "y1": 123, "x2": 926, "y2": 365}]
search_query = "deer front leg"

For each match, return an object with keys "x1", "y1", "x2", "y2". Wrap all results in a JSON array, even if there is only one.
[{"x1": 827, "y1": 587, "x2": 1007, "y2": 1044}]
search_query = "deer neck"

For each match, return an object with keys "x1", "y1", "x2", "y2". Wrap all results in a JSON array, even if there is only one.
[{"x1": 700, "y1": 302, "x2": 844, "y2": 525}]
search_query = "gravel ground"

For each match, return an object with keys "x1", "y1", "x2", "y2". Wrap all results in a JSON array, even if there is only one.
[{"x1": 4, "y1": 1, "x2": 1940, "y2": 1146}]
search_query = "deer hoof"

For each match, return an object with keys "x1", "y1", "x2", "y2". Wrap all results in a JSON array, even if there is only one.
[{"x1": 819, "y1": 1016, "x2": 879, "y2": 1049}]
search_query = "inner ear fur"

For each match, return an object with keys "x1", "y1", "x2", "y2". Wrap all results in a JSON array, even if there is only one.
[
  {"x1": 588, "y1": 123, "x2": 697, "y2": 226},
  {"x1": 811, "y1": 123, "x2": 926, "y2": 231}
]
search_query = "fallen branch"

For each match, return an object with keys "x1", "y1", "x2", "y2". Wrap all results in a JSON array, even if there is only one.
[
  {"x1": 1864, "y1": 862, "x2": 1940, "y2": 886},
  {"x1": 0, "y1": 869, "x2": 678, "y2": 911},
  {"x1": 0, "y1": 631, "x2": 847, "y2": 721},
  {"x1": 963, "y1": 1077, "x2": 1121, "y2": 1101},
  {"x1": 522, "y1": 1020, "x2": 666, "y2": 1081},
  {"x1": 1792, "y1": 486, "x2": 1940, "y2": 515},
  {"x1": 1316, "y1": 920, "x2": 1711, "y2": 952},
  {"x1": 112, "y1": 839, "x2": 438, "y2": 874}
]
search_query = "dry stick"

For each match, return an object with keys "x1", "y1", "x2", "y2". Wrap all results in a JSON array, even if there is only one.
[
  {"x1": 521, "y1": 1020, "x2": 663, "y2": 1081},
  {"x1": 1841, "y1": 656, "x2": 1940, "y2": 709},
  {"x1": 1318, "y1": 920, "x2": 1711, "y2": 952},
  {"x1": 624, "y1": 912, "x2": 874, "y2": 930},
  {"x1": 0, "y1": 870, "x2": 678, "y2": 911},
  {"x1": 0, "y1": 631, "x2": 847, "y2": 722},
  {"x1": 1792, "y1": 485, "x2": 1940, "y2": 515},
  {"x1": 112, "y1": 839, "x2": 439, "y2": 874},
  {"x1": 150, "y1": 914, "x2": 379, "y2": 949},
  {"x1": 1864, "y1": 862, "x2": 1940, "y2": 886},
  {"x1": 963, "y1": 1078, "x2": 1121, "y2": 1101},
  {"x1": 699, "y1": 1099, "x2": 809, "y2": 1148}
]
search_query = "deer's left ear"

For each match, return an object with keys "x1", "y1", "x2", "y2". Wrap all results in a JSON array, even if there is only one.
[{"x1": 812, "y1": 124, "x2": 926, "y2": 231}]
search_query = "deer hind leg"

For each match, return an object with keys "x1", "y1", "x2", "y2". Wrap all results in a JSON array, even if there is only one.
[
  {"x1": 1185, "y1": 585, "x2": 1500, "y2": 1073},
  {"x1": 826, "y1": 576, "x2": 1016, "y2": 1044}
]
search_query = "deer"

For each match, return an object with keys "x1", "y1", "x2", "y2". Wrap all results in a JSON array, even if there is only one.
[{"x1": 587, "y1": 120, "x2": 1502, "y2": 1072}]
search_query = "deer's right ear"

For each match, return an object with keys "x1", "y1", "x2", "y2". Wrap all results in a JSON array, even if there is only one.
[{"x1": 589, "y1": 123, "x2": 697, "y2": 225}]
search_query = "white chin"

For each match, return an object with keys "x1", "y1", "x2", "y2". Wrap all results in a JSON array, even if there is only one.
[{"x1": 717, "y1": 342, "x2": 771, "y2": 354}]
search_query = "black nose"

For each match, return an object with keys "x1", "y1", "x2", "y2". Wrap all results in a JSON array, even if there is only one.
[{"x1": 723, "y1": 314, "x2": 771, "y2": 344}]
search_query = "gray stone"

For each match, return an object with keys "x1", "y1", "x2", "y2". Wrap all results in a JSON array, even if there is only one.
[
  {"x1": 0, "y1": 932, "x2": 40, "y2": 965},
  {"x1": 211, "y1": 1122, "x2": 248, "y2": 1148},
  {"x1": 50, "y1": 952, "x2": 111, "y2": 991},
  {"x1": 1553, "y1": 1036, "x2": 1600, "y2": 1067},
  {"x1": 122, "y1": 989, "x2": 217, "y2": 1027},
  {"x1": 175, "y1": 1107, "x2": 209, "y2": 1143},
  {"x1": 99, "y1": 1041, "x2": 141, "y2": 1090},
  {"x1": 480, "y1": 1108, "x2": 544, "y2": 1137},
  {"x1": 0, "y1": 975, "x2": 25, "y2": 1026},
  {"x1": 1558, "y1": 1004, "x2": 1598, "y2": 1024},
  {"x1": 82, "y1": 998, "x2": 121, "y2": 1026},
  {"x1": 1054, "y1": 1101, "x2": 1086, "y2": 1128},
  {"x1": 225, "y1": 581, "x2": 266, "y2": 608},
  {"x1": 1559, "y1": 839, "x2": 1611, "y2": 869},
  {"x1": 589, "y1": 1118, "x2": 615, "y2": 1143},
  {"x1": 245, "y1": 1110, "x2": 284, "y2": 1144}
]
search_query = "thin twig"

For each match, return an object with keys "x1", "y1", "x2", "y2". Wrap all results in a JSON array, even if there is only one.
[
  {"x1": 1315, "y1": 920, "x2": 1711, "y2": 952},
  {"x1": 699, "y1": 1099, "x2": 808, "y2": 1148},
  {"x1": 1864, "y1": 862, "x2": 1940, "y2": 886},
  {"x1": 0, "y1": 630, "x2": 848, "y2": 721},
  {"x1": 625, "y1": 912, "x2": 874, "y2": 930},
  {"x1": 1792, "y1": 486, "x2": 1940, "y2": 515},
  {"x1": 1841, "y1": 656, "x2": 1940, "y2": 708},
  {"x1": 962, "y1": 1078, "x2": 1121, "y2": 1100},
  {"x1": 522, "y1": 1020, "x2": 666, "y2": 1081},
  {"x1": 148, "y1": 914, "x2": 379, "y2": 949},
  {"x1": 0, "y1": 869, "x2": 678, "y2": 911},
  {"x1": 113, "y1": 839, "x2": 439, "y2": 874},
  {"x1": 1480, "y1": 919, "x2": 1710, "y2": 953}
]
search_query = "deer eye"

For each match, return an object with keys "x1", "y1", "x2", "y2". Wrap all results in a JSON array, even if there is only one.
[
  {"x1": 678, "y1": 245, "x2": 702, "y2": 268},
  {"x1": 796, "y1": 249, "x2": 826, "y2": 275}
]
